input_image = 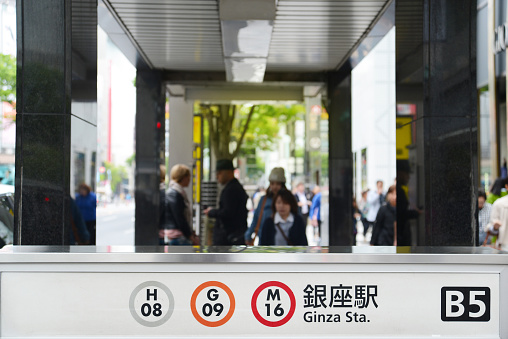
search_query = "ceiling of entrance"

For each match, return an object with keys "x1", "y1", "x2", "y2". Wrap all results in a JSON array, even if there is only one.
[{"x1": 101, "y1": 0, "x2": 391, "y2": 80}]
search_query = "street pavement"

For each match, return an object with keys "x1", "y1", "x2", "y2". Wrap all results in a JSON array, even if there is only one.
[
  {"x1": 96, "y1": 202, "x2": 135, "y2": 246},
  {"x1": 95, "y1": 202, "x2": 370, "y2": 247},
  {"x1": 304, "y1": 223, "x2": 370, "y2": 246}
]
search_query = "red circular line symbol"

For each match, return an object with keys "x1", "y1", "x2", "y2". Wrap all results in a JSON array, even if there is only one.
[
  {"x1": 190, "y1": 281, "x2": 235, "y2": 327},
  {"x1": 251, "y1": 281, "x2": 296, "y2": 327}
]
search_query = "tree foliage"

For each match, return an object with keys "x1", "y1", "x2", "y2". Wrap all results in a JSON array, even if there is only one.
[
  {"x1": 239, "y1": 104, "x2": 304, "y2": 152},
  {"x1": 199, "y1": 103, "x2": 305, "y2": 161},
  {"x1": 101, "y1": 161, "x2": 128, "y2": 194},
  {"x1": 126, "y1": 153, "x2": 135, "y2": 167},
  {"x1": 0, "y1": 54, "x2": 16, "y2": 105},
  {"x1": 199, "y1": 104, "x2": 255, "y2": 160}
]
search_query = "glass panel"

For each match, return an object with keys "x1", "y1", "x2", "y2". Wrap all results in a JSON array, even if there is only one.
[
  {"x1": 352, "y1": 27, "x2": 396, "y2": 246},
  {"x1": 479, "y1": 91, "x2": 492, "y2": 192}
]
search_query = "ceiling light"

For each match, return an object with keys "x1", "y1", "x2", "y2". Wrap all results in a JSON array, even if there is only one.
[
  {"x1": 225, "y1": 58, "x2": 266, "y2": 82},
  {"x1": 220, "y1": 0, "x2": 276, "y2": 83},
  {"x1": 222, "y1": 20, "x2": 274, "y2": 58}
]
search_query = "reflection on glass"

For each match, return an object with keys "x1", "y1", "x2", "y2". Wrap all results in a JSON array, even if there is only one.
[{"x1": 352, "y1": 27, "x2": 396, "y2": 246}]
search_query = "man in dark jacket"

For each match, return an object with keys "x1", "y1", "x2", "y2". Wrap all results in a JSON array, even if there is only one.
[
  {"x1": 396, "y1": 160, "x2": 420, "y2": 246},
  {"x1": 70, "y1": 197, "x2": 90, "y2": 245},
  {"x1": 204, "y1": 159, "x2": 248, "y2": 245},
  {"x1": 370, "y1": 185, "x2": 396, "y2": 246}
]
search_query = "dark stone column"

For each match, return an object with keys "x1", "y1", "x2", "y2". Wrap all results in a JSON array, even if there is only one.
[
  {"x1": 15, "y1": 0, "x2": 73, "y2": 245},
  {"x1": 396, "y1": 0, "x2": 477, "y2": 246},
  {"x1": 70, "y1": 0, "x2": 98, "y2": 244},
  {"x1": 135, "y1": 70, "x2": 165, "y2": 245},
  {"x1": 327, "y1": 67, "x2": 354, "y2": 246},
  {"x1": 16, "y1": 0, "x2": 98, "y2": 245}
]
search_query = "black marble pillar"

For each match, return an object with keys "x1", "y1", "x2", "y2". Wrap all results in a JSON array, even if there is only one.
[
  {"x1": 16, "y1": 0, "x2": 72, "y2": 245},
  {"x1": 327, "y1": 67, "x2": 354, "y2": 246},
  {"x1": 16, "y1": 0, "x2": 98, "y2": 245},
  {"x1": 70, "y1": 0, "x2": 98, "y2": 244},
  {"x1": 396, "y1": 0, "x2": 478, "y2": 246},
  {"x1": 135, "y1": 70, "x2": 165, "y2": 245}
]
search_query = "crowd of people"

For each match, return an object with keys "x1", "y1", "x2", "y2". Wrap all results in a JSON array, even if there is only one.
[
  {"x1": 202, "y1": 160, "x2": 312, "y2": 246},
  {"x1": 146, "y1": 152, "x2": 508, "y2": 249},
  {"x1": 353, "y1": 170, "x2": 508, "y2": 250},
  {"x1": 159, "y1": 159, "x2": 416, "y2": 248},
  {"x1": 353, "y1": 160, "x2": 420, "y2": 247},
  {"x1": 353, "y1": 182, "x2": 398, "y2": 246},
  {"x1": 353, "y1": 180, "x2": 397, "y2": 246},
  {"x1": 478, "y1": 177, "x2": 508, "y2": 250},
  {"x1": 74, "y1": 159, "x2": 506, "y2": 249},
  {"x1": 160, "y1": 159, "x2": 323, "y2": 247}
]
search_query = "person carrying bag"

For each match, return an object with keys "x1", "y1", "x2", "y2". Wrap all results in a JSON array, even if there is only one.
[
  {"x1": 244, "y1": 167, "x2": 287, "y2": 245},
  {"x1": 259, "y1": 189, "x2": 308, "y2": 246}
]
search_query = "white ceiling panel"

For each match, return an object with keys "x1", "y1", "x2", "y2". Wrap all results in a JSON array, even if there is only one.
[
  {"x1": 267, "y1": 0, "x2": 388, "y2": 72},
  {"x1": 104, "y1": 0, "x2": 390, "y2": 74},
  {"x1": 107, "y1": 0, "x2": 223, "y2": 70}
]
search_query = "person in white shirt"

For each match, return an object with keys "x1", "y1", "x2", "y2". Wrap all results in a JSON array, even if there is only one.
[
  {"x1": 259, "y1": 189, "x2": 308, "y2": 246},
  {"x1": 294, "y1": 182, "x2": 312, "y2": 226},
  {"x1": 487, "y1": 178, "x2": 508, "y2": 250},
  {"x1": 365, "y1": 180, "x2": 384, "y2": 237},
  {"x1": 478, "y1": 190, "x2": 492, "y2": 245}
]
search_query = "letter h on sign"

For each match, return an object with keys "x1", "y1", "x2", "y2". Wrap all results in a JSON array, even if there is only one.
[{"x1": 147, "y1": 289, "x2": 158, "y2": 301}]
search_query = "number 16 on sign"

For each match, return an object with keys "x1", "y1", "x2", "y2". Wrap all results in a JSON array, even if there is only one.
[{"x1": 251, "y1": 281, "x2": 296, "y2": 327}]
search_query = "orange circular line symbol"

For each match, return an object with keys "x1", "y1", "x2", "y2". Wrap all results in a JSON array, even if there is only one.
[{"x1": 190, "y1": 281, "x2": 235, "y2": 327}]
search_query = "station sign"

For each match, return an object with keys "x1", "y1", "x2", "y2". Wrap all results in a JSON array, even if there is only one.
[{"x1": 0, "y1": 272, "x2": 499, "y2": 337}]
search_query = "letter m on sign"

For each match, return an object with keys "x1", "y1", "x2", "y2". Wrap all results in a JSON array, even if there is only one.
[{"x1": 267, "y1": 289, "x2": 281, "y2": 301}]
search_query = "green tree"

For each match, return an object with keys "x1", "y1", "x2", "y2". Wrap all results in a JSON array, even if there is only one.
[
  {"x1": 101, "y1": 161, "x2": 128, "y2": 194},
  {"x1": 200, "y1": 104, "x2": 255, "y2": 160},
  {"x1": 238, "y1": 104, "x2": 304, "y2": 152},
  {"x1": 0, "y1": 54, "x2": 16, "y2": 105},
  {"x1": 126, "y1": 153, "x2": 135, "y2": 167},
  {"x1": 199, "y1": 103, "x2": 305, "y2": 161}
]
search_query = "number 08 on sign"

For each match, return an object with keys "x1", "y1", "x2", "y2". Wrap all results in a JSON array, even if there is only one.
[{"x1": 129, "y1": 281, "x2": 175, "y2": 327}]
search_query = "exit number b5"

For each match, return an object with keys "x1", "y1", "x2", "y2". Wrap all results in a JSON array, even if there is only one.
[{"x1": 441, "y1": 287, "x2": 490, "y2": 322}]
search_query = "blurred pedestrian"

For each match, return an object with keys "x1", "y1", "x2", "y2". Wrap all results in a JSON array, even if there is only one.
[
  {"x1": 75, "y1": 183, "x2": 97, "y2": 245},
  {"x1": 396, "y1": 160, "x2": 421, "y2": 246},
  {"x1": 370, "y1": 185, "x2": 397, "y2": 246},
  {"x1": 487, "y1": 178, "x2": 507, "y2": 205},
  {"x1": 259, "y1": 189, "x2": 308, "y2": 246},
  {"x1": 245, "y1": 167, "x2": 287, "y2": 245},
  {"x1": 70, "y1": 197, "x2": 90, "y2": 245},
  {"x1": 294, "y1": 182, "x2": 312, "y2": 226},
  {"x1": 357, "y1": 189, "x2": 370, "y2": 236},
  {"x1": 160, "y1": 164, "x2": 196, "y2": 245},
  {"x1": 365, "y1": 180, "x2": 384, "y2": 237},
  {"x1": 487, "y1": 177, "x2": 508, "y2": 250},
  {"x1": 478, "y1": 189, "x2": 492, "y2": 245},
  {"x1": 310, "y1": 185, "x2": 322, "y2": 237},
  {"x1": 1, "y1": 170, "x2": 13, "y2": 185},
  {"x1": 252, "y1": 186, "x2": 266, "y2": 210},
  {"x1": 352, "y1": 196, "x2": 361, "y2": 245},
  {"x1": 204, "y1": 159, "x2": 248, "y2": 246},
  {"x1": 159, "y1": 164, "x2": 166, "y2": 237}
]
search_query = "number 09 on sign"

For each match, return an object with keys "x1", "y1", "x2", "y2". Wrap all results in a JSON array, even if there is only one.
[{"x1": 190, "y1": 281, "x2": 236, "y2": 327}]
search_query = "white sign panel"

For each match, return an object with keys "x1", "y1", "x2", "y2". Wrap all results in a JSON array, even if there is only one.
[{"x1": 0, "y1": 272, "x2": 499, "y2": 337}]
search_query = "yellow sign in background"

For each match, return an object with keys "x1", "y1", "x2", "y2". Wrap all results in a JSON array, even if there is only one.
[
  {"x1": 193, "y1": 115, "x2": 202, "y2": 203},
  {"x1": 396, "y1": 117, "x2": 412, "y2": 160}
]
